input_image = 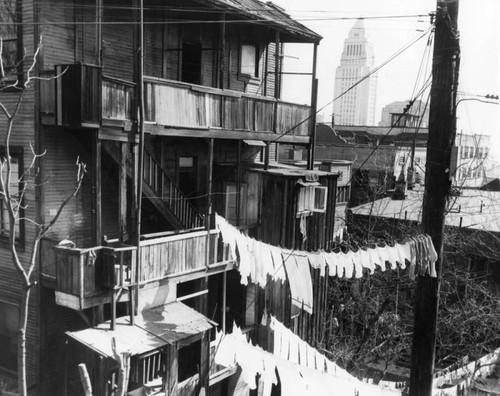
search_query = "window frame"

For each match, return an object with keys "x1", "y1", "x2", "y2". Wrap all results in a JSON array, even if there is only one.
[
  {"x1": 239, "y1": 43, "x2": 259, "y2": 78},
  {"x1": 0, "y1": 0, "x2": 23, "y2": 85},
  {"x1": 297, "y1": 185, "x2": 328, "y2": 215},
  {"x1": 0, "y1": 146, "x2": 25, "y2": 248}
]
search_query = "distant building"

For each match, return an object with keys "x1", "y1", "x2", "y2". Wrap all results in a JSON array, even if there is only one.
[
  {"x1": 332, "y1": 19, "x2": 377, "y2": 126},
  {"x1": 315, "y1": 123, "x2": 429, "y2": 205},
  {"x1": 451, "y1": 133, "x2": 491, "y2": 188},
  {"x1": 379, "y1": 100, "x2": 429, "y2": 128}
]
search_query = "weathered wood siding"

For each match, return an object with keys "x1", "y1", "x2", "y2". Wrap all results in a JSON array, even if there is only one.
[
  {"x1": 251, "y1": 171, "x2": 337, "y2": 344},
  {"x1": 102, "y1": 0, "x2": 134, "y2": 81},
  {"x1": 42, "y1": 128, "x2": 93, "y2": 246},
  {"x1": 0, "y1": 0, "x2": 40, "y2": 388},
  {"x1": 39, "y1": 0, "x2": 76, "y2": 69}
]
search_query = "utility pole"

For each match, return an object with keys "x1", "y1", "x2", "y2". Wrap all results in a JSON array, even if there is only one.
[{"x1": 409, "y1": 1, "x2": 460, "y2": 395}]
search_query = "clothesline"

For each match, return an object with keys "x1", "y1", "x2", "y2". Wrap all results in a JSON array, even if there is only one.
[
  {"x1": 216, "y1": 214, "x2": 438, "y2": 313},
  {"x1": 214, "y1": 318, "x2": 402, "y2": 396},
  {"x1": 216, "y1": 214, "x2": 438, "y2": 283}
]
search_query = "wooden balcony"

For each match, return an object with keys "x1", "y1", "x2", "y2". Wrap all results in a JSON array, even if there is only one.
[
  {"x1": 42, "y1": 229, "x2": 233, "y2": 310},
  {"x1": 142, "y1": 77, "x2": 313, "y2": 142},
  {"x1": 40, "y1": 65, "x2": 314, "y2": 143}
]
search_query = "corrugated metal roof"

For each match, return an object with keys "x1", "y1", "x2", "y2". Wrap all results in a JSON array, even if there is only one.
[
  {"x1": 66, "y1": 302, "x2": 215, "y2": 357},
  {"x1": 199, "y1": 0, "x2": 322, "y2": 43}
]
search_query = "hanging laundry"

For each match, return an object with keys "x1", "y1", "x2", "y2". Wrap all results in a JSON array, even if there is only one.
[
  {"x1": 269, "y1": 245, "x2": 287, "y2": 283},
  {"x1": 235, "y1": 232, "x2": 251, "y2": 285},
  {"x1": 215, "y1": 214, "x2": 237, "y2": 259},
  {"x1": 308, "y1": 251, "x2": 327, "y2": 277},
  {"x1": 282, "y1": 251, "x2": 314, "y2": 314},
  {"x1": 215, "y1": 215, "x2": 438, "y2": 293}
]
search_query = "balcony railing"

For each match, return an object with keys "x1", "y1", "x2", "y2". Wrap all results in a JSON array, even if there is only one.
[
  {"x1": 143, "y1": 77, "x2": 313, "y2": 137},
  {"x1": 45, "y1": 229, "x2": 232, "y2": 310},
  {"x1": 40, "y1": 65, "x2": 314, "y2": 138}
]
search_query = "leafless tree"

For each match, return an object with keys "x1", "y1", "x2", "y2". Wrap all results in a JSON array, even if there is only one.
[{"x1": 0, "y1": 37, "x2": 85, "y2": 395}]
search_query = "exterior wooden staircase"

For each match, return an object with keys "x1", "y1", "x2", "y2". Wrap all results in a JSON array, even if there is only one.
[{"x1": 103, "y1": 142, "x2": 204, "y2": 230}]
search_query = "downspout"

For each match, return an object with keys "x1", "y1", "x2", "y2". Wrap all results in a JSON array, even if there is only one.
[
  {"x1": 134, "y1": 0, "x2": 145, "y2": 322},
  {"x1": 307, "y1": 42, "x2": 318, "y2": 170}
]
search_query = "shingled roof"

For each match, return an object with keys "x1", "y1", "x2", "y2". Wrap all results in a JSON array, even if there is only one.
[{"x1": 199, "y1": 0, "x2": 322, "y2": 43}]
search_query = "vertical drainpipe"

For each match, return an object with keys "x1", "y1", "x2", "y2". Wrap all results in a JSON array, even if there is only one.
[
  {"x1": 307, "y1": 42, "x2": 318, "y2": 171},
  {"x1": 133, "y1": 0, "x2": 145, "y2": 322}
]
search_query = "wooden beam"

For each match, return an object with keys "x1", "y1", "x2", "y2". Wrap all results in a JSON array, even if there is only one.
[
  {"x1": 143, "y1": 124, "x2": 311, "y2": 144},
  {"x1": 166, "y1": 345, "x2": 178, "y2": 395},
  {"x1": 99, "y1": 126, "x2": 138, "y2": 143},
  {"x1": 199, "y1": 331, "x2": 210, "y2": 395},
  {"x1": 307, "y1": 42, "x2": 319, "y2": 170}
]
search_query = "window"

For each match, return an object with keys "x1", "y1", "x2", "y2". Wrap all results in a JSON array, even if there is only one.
[
  {"x1": 240, "y1": 44, "x2": 258, "y2": 77},
  {"x1": 0, "y1": 148, "x2": 23, "y2": 242},
  {"x1": 297, "y1": 185, "x2": 328, "y2": 214},
  {"x1": 0, "y1": 0, "x2": 21, "y2": 82},
  {"x1": 398, "y1": 155, "x2": 405, "y2": 165},
  {"x1": 0, "y1": 301, "x2": 18, "y2": 373}
]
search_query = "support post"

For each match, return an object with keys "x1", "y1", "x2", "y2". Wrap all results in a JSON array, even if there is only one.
[
  {"x1": 119, "y1": 142, "x2": 128, "y2": 242},
  {"x1": 92, "y1": 130, "x2": 102, "y2": 246},
  {"x1": 236, "y1": 141, "x2": 242, "y2": 225},
  {"x1": 133, "y1": 0, "x2": 145, "y2": 322},
  {"x1": 409, "y1": 1, "x2": 460, "y2": 395},
  {"x1": 269, "y1": 31, "x2": 280, "y2": 170},
  {"x1": 307, "y1": 42, "x2": 319, "y2": 170},
  {"x1": 199, "y1": 331, "x2": 210, "y2": 396}
]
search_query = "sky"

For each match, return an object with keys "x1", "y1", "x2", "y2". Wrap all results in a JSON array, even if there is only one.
[{"x1": 273, "y1": 0, "x2": 500, "y2": 161}]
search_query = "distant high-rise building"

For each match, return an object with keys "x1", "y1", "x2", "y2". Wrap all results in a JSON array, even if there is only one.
[{"x1": 332, "y1": 19, "x2": 377, "y2": 126}]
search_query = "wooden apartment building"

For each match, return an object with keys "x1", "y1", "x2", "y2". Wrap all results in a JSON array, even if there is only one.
[{"x1": 0, "y1": 0, "x2": 340, "y2": 394}]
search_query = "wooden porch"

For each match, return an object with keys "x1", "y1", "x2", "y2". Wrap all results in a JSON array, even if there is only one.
[
  {"x1": 41, "y1": 229, "x2": 233, "y2": 311},
  {"x1": 39, "y1": 65, "x2": 314, "y2": 143}
]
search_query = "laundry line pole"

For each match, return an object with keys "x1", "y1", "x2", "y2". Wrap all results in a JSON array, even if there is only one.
[{"x1": 408, "y1": 1, "x2": 460, "y2": 395}]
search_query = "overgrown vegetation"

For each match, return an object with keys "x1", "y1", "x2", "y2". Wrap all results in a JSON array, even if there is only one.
[{"x1": 321, "y1": 221, "x2": 500, "y2": 382}]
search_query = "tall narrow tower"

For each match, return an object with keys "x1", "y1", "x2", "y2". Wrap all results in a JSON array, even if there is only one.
[{"x1": 332, "y1": 19, "x2": 377, "y2": 126}]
